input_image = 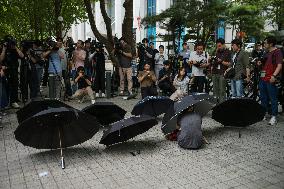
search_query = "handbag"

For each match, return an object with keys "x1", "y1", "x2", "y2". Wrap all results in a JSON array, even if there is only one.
[
  {"x1": 224, "y1": 51, "x2": 239, "y2": 79},
  {"x1": 224, "y1": 67, "x2": 235, "y2": 79}
]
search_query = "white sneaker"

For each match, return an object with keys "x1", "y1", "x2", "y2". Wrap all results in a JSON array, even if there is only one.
[
  {"x1": 269, "y1": 116, "x2": 277, "y2": 126},
  {"x1": 11, "y1": 102, "x2": 20, "y2": 109},
  {"x1": 91, "y1": 99, "x2": 96, "y2": 104},
  {"x1": 101, "y1": 93, "x2": 105, "y2": 98},
  {"x1": 95, "y1": 93, "x2": 100, "y2": 98}
]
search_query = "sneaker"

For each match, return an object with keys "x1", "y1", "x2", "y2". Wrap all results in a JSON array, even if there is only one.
[
  {"x1": 128, "y1": 91, "x2": 133, "y2": 96},
  {"x1": 91, "y1": 99, "x2": 96, "y2": 104},
  {"x1": 263, "y1": 116, "x2": 267, "y2": 121},
  {"x1": 101, "y1": 93, "x2": 105, "y2": 98},
  {"x1": 269, "y1": 116, "x2": 277, "y2": 126},
  {"x1": 119, "y1": 91, "x2": 124, "y2": 96},
  {"x1": 11, "y1": 102, "x2": 20, "y2": 109},
  {"x1": 95, "y1": 93, "x2": 100, "y2": 98}
]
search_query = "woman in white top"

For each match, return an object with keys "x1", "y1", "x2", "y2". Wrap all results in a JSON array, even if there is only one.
[
  {"x1": 170, "y1": 67, "x2": 190, "y2": 101},
  {"x1": 154, "y1": 45, "x2": 168, "y2": 78}
]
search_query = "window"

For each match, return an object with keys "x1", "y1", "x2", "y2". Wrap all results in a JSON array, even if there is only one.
[{"x1": 147, "y1": 0, "x2": 156, "y2": 45}]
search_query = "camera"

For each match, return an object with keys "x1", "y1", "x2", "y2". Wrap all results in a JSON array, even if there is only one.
[
  {"x1": 1, "y1": 35, "x2": 17, "y2": 49},
  {"x1": 195, "y1": 59, "x2": 206, "y2": 67},
  {"x1": 210, "y1": 56, "x2": 218, "y2": 66}
]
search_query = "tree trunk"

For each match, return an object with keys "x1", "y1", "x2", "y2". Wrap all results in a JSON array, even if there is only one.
[
  {"x1": 83, "y1": 0, "x2": 117, "y2": 64},
  {"x1": 122, "y1": 0, "x2": 134, "y2": 50},
  {"x1": 54, "y1": 0, "x2": 62, "y2": 38}
]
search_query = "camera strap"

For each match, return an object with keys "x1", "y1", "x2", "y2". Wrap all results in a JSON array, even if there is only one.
[{"x1": 49, "y1": 54, "x2": 61, "y2": 80}]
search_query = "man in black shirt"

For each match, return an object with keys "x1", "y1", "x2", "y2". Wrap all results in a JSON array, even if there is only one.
[
  {"x1": 0, "y1": 36, "x2": 24, "y2": 108},
  {"x1": 71, "y1": 66, "x2": 95, "y2": 104}
]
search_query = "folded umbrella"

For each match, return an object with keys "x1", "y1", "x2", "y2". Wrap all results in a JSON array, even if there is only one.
[
  {"x1": 16, "y1": 99, "x2": 72, "y2": 124},
  {"x1": 212, "y1": 98, "x2": 265, "y2": 127},
  {"x1": 82, "y1": 102, "x2": 127, "y2": 125},
  {"x1": 14, "y1": 107, "x2": 101, "y2": 169},
  {"x1": 131, "y1": 96, "x2": 174, "y2": 117},
  {"x1": 161, "y1": 94, "x2": 214, "y2": 134},
  {"x1": 100, "y1": 115, "x2": 158, "y2": 146}
]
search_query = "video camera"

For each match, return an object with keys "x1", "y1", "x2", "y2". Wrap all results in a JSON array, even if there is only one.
[{"x1": 1, "y1": 35, "x2": 17, "y2": 49}]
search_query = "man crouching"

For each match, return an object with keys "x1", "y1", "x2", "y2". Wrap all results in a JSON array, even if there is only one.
[{"x1": 71, "y1": 66, "x2": 95, "y2": 104}]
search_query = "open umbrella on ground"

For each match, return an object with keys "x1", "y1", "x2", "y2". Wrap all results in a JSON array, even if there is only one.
[
  {"x1": 212, "y1": 98, "x2": 265, "y2": 127},
  {"x1": 16, "y1": 99, "x2": 72, "y2": 124},
  {"x1": 82, "y1": 102, "x2": 127, "y2": 126},
  {"x1": 131, "y1": 96, "x2": 173, "y2": 117},
  {"x1": 100, "y1": 115, "x2": 158, "y2": 146},
  {"x1": 161, "y1": 94, "x2": 214, "y2": 134},
  {"x1": 14, "y1": 107, "x2": 101, "y2": 169}
]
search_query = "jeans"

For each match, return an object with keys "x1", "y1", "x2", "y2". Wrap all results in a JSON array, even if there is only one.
[
  {"x1": 48, "y1": 74, "x2": 62, "y2": 99},
  {"x1": 230, "y1": 79, "x2": 243, "y2": 97},
  {"x1": 259, "y1": 79, "x2": 278, "y2": 116}
]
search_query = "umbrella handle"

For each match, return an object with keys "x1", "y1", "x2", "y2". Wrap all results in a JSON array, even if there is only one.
[
  {"x1": 58, "y1": 128, "x2": 65, "y2": 169},
  {"x1": 61, "y1": 157, "x2": 65, "y2": 169}
]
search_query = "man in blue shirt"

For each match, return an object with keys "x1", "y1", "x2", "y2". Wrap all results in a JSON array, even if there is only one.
[{"x1": 43, "y1": 42, "x2": 64, "y2": 99}]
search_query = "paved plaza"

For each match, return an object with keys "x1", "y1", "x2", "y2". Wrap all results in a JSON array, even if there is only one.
[{"x1": 0, "y1": 95, "x2": 284, "y2": 189}]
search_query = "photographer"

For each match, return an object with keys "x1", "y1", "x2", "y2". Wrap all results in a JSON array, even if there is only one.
[
  {"x1": 71, "y1": 66, "x2": 95, "y2": 104},
  {"x1": 137, "y1": 38, "x2": 154, "y2": 71},
  {"x1": 0, "y1": 36, "x2": 24, "y2": 108},
  {"x1": 154, "y1": 45, "x2": 168, "y2": 78},
  {"x1": 84, "y1": 40, "x2": 93, "y2": 77},
  {"x1": 20, "y1": 41, "x2": 42, "y2": 101},
  {"x1": 42, "y1": 41, "x2": 64, "y2": 99},
  {"x1": 158, "y1": 60, "x2": 176, "y2": 96},
  {"x1": 0, "y1": 47, "x2": 9, "y2": 114},
  {"x1": 257, "y1": 36, "x2": 282, "y2": 125},
  {"x1": 188, "y1": 42, "x2": 210, "y2": 93},
  {"x1": 93, "y1": 44, "x2": 106, "y2": 97},
  {"x1": 73, "y1": 40, "x2": 86, "y2": 69},
  {"x1": 178, "y1": 42, "x2": 191, "y2": 76},
  {"x1": 228, "y1": 39, "x2": 250, "y2": 98},
  {"x1": 112, "y1": 37, "x2": 133, "y2": 96},
  {"x1": 211, "y1": 38, "x2": 231, "y2": 103},
  {"x1": 138, "y1": 62, "x2": 157, "y2": 99}
]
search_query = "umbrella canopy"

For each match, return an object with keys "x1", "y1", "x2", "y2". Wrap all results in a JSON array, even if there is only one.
[
  {"x1": 161, "y1": 94, "x2": 214, "y2": 134},
  {"x1": 131, "y1": 96, "x2": 174, "y2": 117},
  {"x1": 100, "y1": 115, "x2": 158, "y2": 146},
  {"x1": 16, "y1": 99, "x2": 72, "y2": 124},
  {"x1": 212, "y1": 98, "x2": 265, "y2": 127},
  {"x1": 82, "y1": 102, "x2": 127, "y2": 125},
  {"x1": 14, "y1": 107, "x2": 101, "y2": 149}
]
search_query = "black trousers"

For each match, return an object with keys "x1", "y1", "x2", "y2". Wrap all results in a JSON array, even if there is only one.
[
  {"x1": 6, "y1": 68, "x2": 19, "y2": 103},
  {"x1": 20, "y1": 65, "x2": 39, "y2": 101},
  {"x1": 94, "y1": 69, "x2": 105, "y2": 92},
  {"x1": 191, "y1": 76, "x2": 206, "y2": 93},
  {"x1": 62, "y1": 70, "x2": 72, "y2": 97},
  {"x1": 141, "y1": 86, "x2": 158, "y2": 99}
]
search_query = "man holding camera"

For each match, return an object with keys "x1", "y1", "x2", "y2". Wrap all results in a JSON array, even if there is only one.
[
  {"x1": 73, "y1": 40, "x2": 86, "y2": 69},
  {"x1": 188, "y1": 42, "x2": 210, "y2": 93},
  {"x1": 43, "y1": 41, "x2": 64, "y2": 99},
  {"x1": 138, "y1": 38, "x2": 154, "y2": 71},
  {"x1": 71, "y1": 66, "x2": 95, "y2": 104},
  {"x1": 211, "y1": 38, "x2": 231, "y2": 103},
  {"x1": 113, "y1": 37, "x2": 133, "y2": 96},
  {"x1": 257, "y1": 36, "x2": 282, "y2": 125},
  {"x1": 0, "y1": 36, "x2": 24, "y2": 108}
]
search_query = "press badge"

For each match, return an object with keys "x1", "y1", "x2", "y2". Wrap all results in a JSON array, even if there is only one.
[
  {"x1": 260, "y1": 71, "x2": 266, "y2": 78},
  {"x1": 217, "y1": 65, "x2": 221, "y2": 69}
]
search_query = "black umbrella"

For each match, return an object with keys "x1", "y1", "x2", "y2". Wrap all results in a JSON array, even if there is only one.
[
  {"x1": 212, "y1": 98, "x2": 265, "y2": 127},
  {"x1": 100, "y1": 115, "x2": 158, "y2": 146},
  {"x1": 131, "y1": 96, "x2": 174, "y2": 117},
  {"x1": 14, "y1": 107, "x2": 101, "y2": 169},
  {"x1": 82, "y1": 102, "x2": 127, "y2": 125},
  {"x1": 16, "y1": 99, "x2": 72, "y2": 124},
  {"x1": 161, "y1": 94, "x2": 214, "y2": 134}
]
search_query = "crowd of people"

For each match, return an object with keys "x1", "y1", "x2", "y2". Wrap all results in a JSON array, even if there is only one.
[{"x1": 0, "y1": 34, "x2": 283, "y2": 128}]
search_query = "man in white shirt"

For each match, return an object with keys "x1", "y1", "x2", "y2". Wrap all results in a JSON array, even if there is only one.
[{"x1": 188, "y1": 42, "x2": 210, "y2": 93}]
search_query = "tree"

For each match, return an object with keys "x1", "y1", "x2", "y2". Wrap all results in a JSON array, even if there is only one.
[
  {"x1": 264, "y1": 0, "x2": 284, "y2": 31},
  {"x1": 226, "y1": 1, "x2": 265, "y2": 41},
  {"x1": 83, "y1": 0, "x2": 134, "y2": 64},
  {"x1": 0, "y1": 0, "x2": 87, "y2": 40}
]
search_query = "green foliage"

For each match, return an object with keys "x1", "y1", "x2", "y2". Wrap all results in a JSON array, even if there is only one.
[{"x1": 0, "y1": 0, "x2": 87, "y2": 41}]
